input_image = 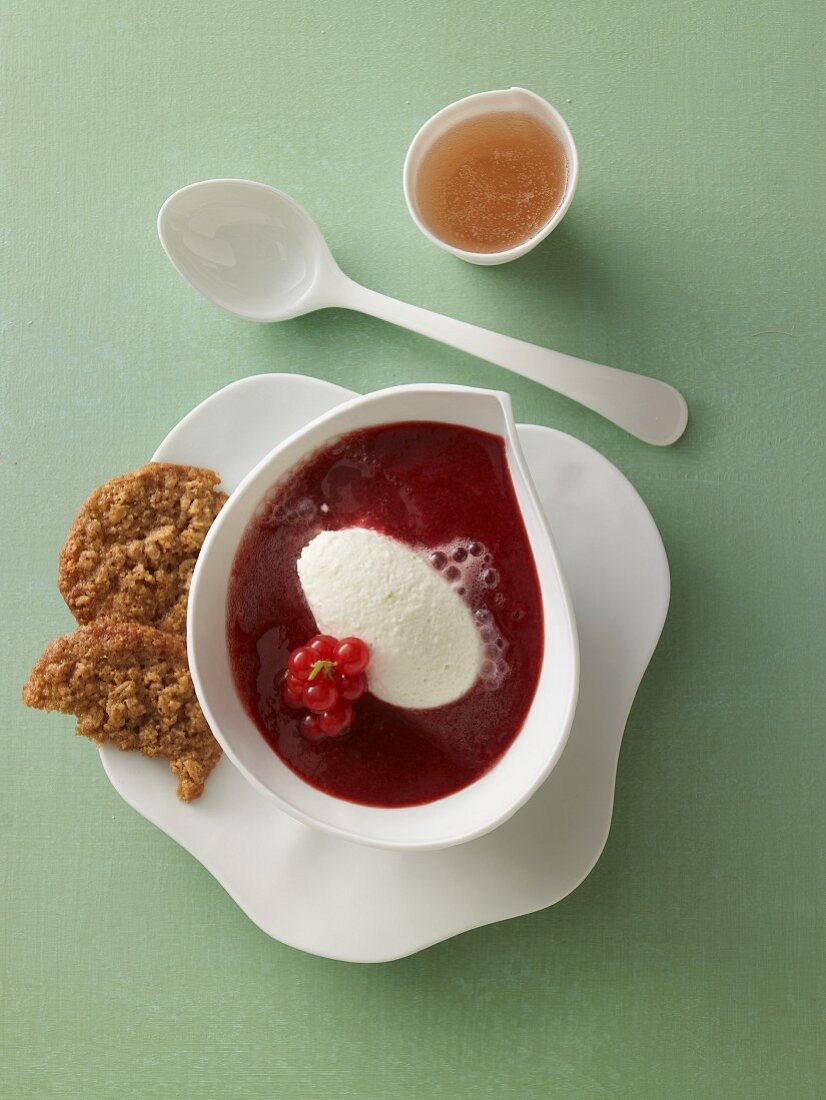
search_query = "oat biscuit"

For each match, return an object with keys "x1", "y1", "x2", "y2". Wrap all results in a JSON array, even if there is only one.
[
  {"x1": 58, "y1": 463, "x2": 227, "y2": 637},
  {"x1": 23, "y1": 620, "x2": 222, "y2": 801}
]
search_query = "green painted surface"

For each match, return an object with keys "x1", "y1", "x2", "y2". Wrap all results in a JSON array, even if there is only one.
[{"x1": 2, "y1": 1, "x2": 823, "y2": 1096}]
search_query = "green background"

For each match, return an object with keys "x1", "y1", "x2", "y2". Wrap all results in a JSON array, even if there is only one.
[{"x1": 2, "y1": 1, "x2": 823, "y2": 1096}]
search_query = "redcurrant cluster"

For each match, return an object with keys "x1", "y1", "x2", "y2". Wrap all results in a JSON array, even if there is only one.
[{"x1": 282, "y1": 634, "x2": 370, "y2": 740}]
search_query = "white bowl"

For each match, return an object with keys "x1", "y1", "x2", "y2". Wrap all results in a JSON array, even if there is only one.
[
  {"x1": 403, "y1": 87, "x2": 579, "y2": 266},
  {"x1": 188, "y1": 384, "x2": 579, "y2": 850}
]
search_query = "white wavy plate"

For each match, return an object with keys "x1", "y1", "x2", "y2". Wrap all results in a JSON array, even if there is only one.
[{"x1": 100, "y1": 374, "x2": 670, "y2": 963}]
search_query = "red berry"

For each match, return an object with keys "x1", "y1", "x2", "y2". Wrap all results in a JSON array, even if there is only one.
[
  {"x1": 318, "y1": 701, "x2": 354, "y2": 737},
  {"x1": 288, "y1": 646, "x2": 315, "y2": 682},
  {"x1": 307, "y1": 634, "x2": 338, "y2": 660},
  {"x1": 335, "y1": 637, "x2": 370, "y2": 676},
  {"x1": 285, "y1": 635, "x2": 366, "y2": 734},
  {"x1": 301, "y1": 714, "x2": 325, "y2": 741},
  {"x1": 336, "y1": 671, "x2": 367, "y2": 702},
  {"x1": 302, "y1": 678, "x2": 340, "y2": 714},
  {"x1": 281, "y1": 679, "x2": 304, "y2": 709}
]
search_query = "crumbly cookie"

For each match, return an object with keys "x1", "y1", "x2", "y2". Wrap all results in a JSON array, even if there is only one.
[
  {"x1": 58, "y1": 463, "x2": 227, "y2": 637},
  {"x1": 23, "y1": 620, "x2": 222, "y2": 801}
]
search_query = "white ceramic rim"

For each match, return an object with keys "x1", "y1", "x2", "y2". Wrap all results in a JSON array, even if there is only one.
[
  {"x1": 403, "y1": 87, "x2": 580, "y2": 265},
  {"x1": 187, "y1": 383, "x2": 579, "y2": 851}
]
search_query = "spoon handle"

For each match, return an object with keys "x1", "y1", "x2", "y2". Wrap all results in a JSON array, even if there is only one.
[{"x1": 337, "y1": 279, "x2": 687, "y2": 445}]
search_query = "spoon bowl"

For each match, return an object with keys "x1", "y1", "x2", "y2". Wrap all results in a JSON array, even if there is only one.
[
  {"x1": 158, "y1": 179, "x2": 688, "y2": 445},
  {"x1": 158, "y1": 179, "x2": 337, "y2": 321}
]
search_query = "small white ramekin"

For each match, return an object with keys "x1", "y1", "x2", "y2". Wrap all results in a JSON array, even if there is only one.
[{"x1": 403, "y1": 86, "x2": 579, "y2": 266}]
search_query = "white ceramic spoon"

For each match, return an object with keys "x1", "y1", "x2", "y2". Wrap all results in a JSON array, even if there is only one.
[{"x1": 157, "y1": 179, "x2": 688, "y2": 445}]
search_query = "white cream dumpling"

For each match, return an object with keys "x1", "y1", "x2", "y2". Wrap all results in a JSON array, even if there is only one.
[{"x1": 296, "y1": 528, "x2": 482, "y2": 709}]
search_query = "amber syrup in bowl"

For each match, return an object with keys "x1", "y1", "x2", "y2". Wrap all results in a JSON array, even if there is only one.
[
  {"x1": 404, "y1": 88, "x2": 578, "y2": 265},
  {"x1": 415, "y1": 111, "x2": 567, "y2": 254}
]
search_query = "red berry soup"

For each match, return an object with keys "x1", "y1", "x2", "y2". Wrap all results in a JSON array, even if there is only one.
[{"x1": 227, "y1": 421, "x2": 544, "y2": 807}]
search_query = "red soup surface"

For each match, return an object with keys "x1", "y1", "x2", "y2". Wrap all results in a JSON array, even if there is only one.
[{"x1": 227, "y1": 421, "x2": 543, "y2": 807}]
